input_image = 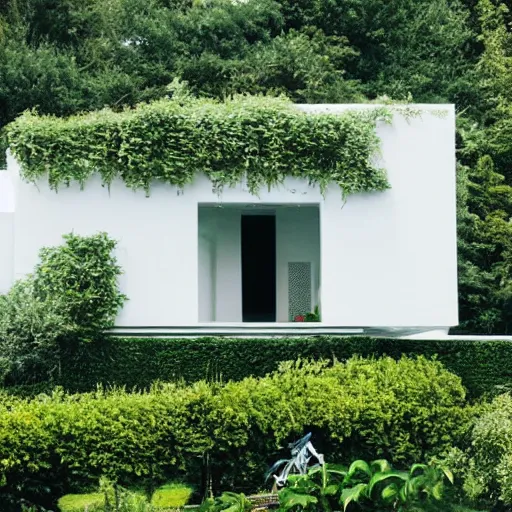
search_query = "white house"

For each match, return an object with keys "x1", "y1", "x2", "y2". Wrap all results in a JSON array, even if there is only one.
[{"x1": 0, "y1": 104, "x2": 458, "y2": 336}]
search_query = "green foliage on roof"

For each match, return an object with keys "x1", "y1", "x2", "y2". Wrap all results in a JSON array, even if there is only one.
[{"x1": 7, "y1": 94, "x2": 390, "y2": 197}]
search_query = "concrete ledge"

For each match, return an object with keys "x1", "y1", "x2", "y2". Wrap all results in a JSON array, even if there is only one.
[{"x1": 107, "y1": 325, "x2": 453, "y2": 338}]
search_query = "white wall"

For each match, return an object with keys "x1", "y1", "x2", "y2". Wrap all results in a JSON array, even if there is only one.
[
  {"x1": 0, "y1": 172, "x2": 15, "y2": 213},
  {"x1": 0, "y1": 214, "x2": 14, "y2": 294},
  {"x1": 317, "y1": 106, "x2": 458, "y2": 327},
  {"x1": 7, "y1": 105, "x2": 458, "y2": 328},
  {"x1": 276, "y1": 207, "x2": 320, "y2": 321},
  {"x1": 0, "y1": 172, "x2": 14, "y2": 294},
  {"x1": 213, "y1": 209, "x2": 242, "y2": 322}
]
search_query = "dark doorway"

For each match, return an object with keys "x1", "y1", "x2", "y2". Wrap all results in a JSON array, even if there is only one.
[{"x1": 241, "y1": 215, "x2": 276, "y2": 322}]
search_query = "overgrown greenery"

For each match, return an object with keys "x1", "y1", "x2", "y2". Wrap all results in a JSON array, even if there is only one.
[
  {"x1": 0, "y1": 232, "x2": 126, "y2": 385},
  {"x1": 277, "y1": 458, "x2": 453, "y2": 512},
  {"x1": 7, "y1": 95, "x2": 389, "y2": 197},
  {"x1": 446, "y1": 393, "x2": 512, "y2": 509},
  {"x1": 0, "y1": 356, "x2": 472, "y2": 508}
]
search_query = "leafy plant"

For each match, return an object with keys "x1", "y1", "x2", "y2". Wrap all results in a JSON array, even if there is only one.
[
  {"x1": 0, "y1": 232, "x2": 127, "y2": 385},
  {"x1": 293, "y1": 306, "x2": 320, "y2": 323},
  {"x1": 7, "y1": 94, "x2": 390, "y2": 198},
  {"x1": 279, "y1": 463, "x2": 346, "y2": 512},
  {"x1": 200, "y1": 492, "x2": 252, "y2": 512},
  {"x1": 338, "y1": 459, "x2": 453, "y2": 511},
  {"x1": 457, "y1": 393, "x2": 512, "y2": 507},
  {"x1": 279, "y1": 458, "x2": 454, "y2": 512},
  {"x1": 0, "y1": 278, "x2": 71, "y2": 385},
  {"x1": 33, "y1": 231, "x2": 127, "y2": 341},
  {"x1": 305, "y1": 306, "x2": 321, "y2": 323}
]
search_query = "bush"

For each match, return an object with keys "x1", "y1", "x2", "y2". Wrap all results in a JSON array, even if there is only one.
[
  {"x1": 0, "y1": 279, "x2": 71, "y2": 385},
  {"x1": 0, "y1": 356, "x2": 472, "y2": 506},
  {"x1": 0, "y1": 232, "x2": 126, "y2": 385},
  {"x1": 57, "y1": 493, "x2": 104, "y2": 512},
  {"x1": 33, "y1": 232, "x2": 127, "y2": 341},
  {"x1": 151, "y1": 483, "x2": 193, "y2": 508},
  {"x1": 458, "y1": 394, "x2": 512, "y2": 507},
  {"x1": 209, "y1": 356, "x2": 471, "y2": 493}
]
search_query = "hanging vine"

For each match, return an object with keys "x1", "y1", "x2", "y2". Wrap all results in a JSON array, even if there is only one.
[{"x1": 7, "y1": 95, "x2": 391, "y2": 197}]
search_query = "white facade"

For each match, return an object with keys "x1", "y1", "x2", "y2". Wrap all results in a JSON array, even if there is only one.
[
  {"x1": 0, "y1": 172, "x2": 14, "y2": 294},
  {"x1": 0, "y1": 105, "x2": 458, "y2": 331}
]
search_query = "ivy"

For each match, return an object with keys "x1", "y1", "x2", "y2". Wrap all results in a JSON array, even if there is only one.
[{"x1": 7, "y1": 95, "x2": 390, "y2": 197}]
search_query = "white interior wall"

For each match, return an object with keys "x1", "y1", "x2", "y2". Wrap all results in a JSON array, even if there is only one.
[
  {"x1": 198, "y1": 235, "x2": 213, "y2": 322},
  {"x1": 276, "y1": 207, "x2": 320, "y2": 321},
  {"x1": 214, "y1": 209, "x2": 242, "y2": 322}
]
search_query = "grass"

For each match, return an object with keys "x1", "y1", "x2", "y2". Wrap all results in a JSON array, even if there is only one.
[
  {"x1": 151, "y1": 483, "x2": 194, "y2": 509},
  {"x1": 57, "y1": 492, "x2": 104, "y2": 512}
]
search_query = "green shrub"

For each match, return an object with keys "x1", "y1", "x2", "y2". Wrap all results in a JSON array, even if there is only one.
[
  {"x1": 52, "y1": 336, "x2": 512, "y2": 399},
  {"x1": 33, "y1": 231, "x2": 127, "y2": 342},
  {"x1": 151, "y1": 483, "x2": 193, "y2": 508},
  {"x1": 0, "y1": 279, "x2": 70, "y2": 384},
  {"x1": 58, "y1": 493, "x2": 104, "y2": 512},
  {"x1": 210, "y1": 356, "x2": 471, "y2": 493},
  {"x1": 0, "y1": 356, "x2": 471, "y2": 505},
  {"x1": 459, "y1": 394, "x2": 512, "y2": 507},
  {"x1": 0, "y1": 232, "x2": 126, "y2": 386}
]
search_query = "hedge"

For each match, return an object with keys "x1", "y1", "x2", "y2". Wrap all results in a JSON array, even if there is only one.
[
  {"x1": 0, "y1": 356, "x2": 471, "y2": 507},
  {"x1": 55, "y1": 336, "x2": 512, "y2": 398}
]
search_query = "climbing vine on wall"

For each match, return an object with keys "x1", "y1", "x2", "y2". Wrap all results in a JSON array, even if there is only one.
[{"x1": 7, "y1": 95, "x2": 390, "y2": 197}]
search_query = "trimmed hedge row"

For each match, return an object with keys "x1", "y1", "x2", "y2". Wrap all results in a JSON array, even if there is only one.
[
  {"x1": 0, "y1": 356, "x2": 471, "y2": 507},
  {"x1": 56, "y1": 336, "x2": 512, "y2": 398}
]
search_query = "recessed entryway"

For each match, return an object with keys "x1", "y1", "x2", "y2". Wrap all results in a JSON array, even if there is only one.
[{"x1": 198, "y1": 204, "x2": 320, "y2": 323}]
